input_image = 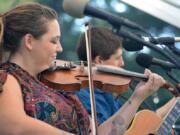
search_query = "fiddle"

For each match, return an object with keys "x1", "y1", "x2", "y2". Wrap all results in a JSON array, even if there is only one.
[
  {"x1": 39, "y1": 60, "x2": 131, "y2": 94},
  {"x1": 39, "y1": 60, "x2": 180, "y2": 96}
]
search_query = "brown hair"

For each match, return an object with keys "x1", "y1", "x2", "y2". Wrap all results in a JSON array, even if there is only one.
[
  {"x1": 76, "y1": 27, "x2": 123, "y2": 61},
  {"x1": 0, "y1": 2, "x2": 58, "y2": 62}
]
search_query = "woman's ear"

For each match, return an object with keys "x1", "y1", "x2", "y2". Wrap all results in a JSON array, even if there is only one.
[
  {"x1": 23, "y1": 34, "x2": 33, "y2": 50},
  {"x1": 94, "y1": 55, "x2": 104, "y2": 64}
]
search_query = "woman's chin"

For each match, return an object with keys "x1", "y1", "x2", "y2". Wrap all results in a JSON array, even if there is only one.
[
  {"x1": 39, "y1": 61, "x2": 55, "y2": 71},
  {"x1": 41, "y1": 64, "x2": 51, "y2": 72}
]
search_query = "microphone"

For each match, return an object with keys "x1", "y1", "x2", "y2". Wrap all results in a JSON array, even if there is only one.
[
  {"x1": 63, "y1": 0, "x2": 145, "y2": 31},
  {"x1": 123, "y1": 38, "x2": 143, "y2": 51},
  {"x1": 136, "y1": 53, "x2": 177, "y2": 69},
  {"x1": 123, "y1": 36, "x2": 180, "y2": 51},
  {"x1": 143, "y1": 36, "x2": 180, "y2": 45}
]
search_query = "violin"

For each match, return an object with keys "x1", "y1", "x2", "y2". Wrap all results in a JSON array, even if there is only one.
[
  {"x1": 39, "y1": 60, "x2": 131, "y2": 94},
  {"x1": 39, "y1": 60, "x2": 180, "y2": 96}
]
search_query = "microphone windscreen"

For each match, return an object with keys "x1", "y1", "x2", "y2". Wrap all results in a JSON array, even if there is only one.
[
  {"x1": 157, "y1": 37, "x2": 175, "y2": 45},
  {"x1": 63, "y1": 0, "x2": 89, "y2": 18},
  {"x1": 123, "y1": 38, "x2": 143, "y2": 51},
  {"x1": 136, "y1": 53, "x2": 152, "y2": 68}
]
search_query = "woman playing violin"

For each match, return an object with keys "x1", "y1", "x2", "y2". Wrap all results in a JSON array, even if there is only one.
[
  {"x1": 76, "y1": 27, "x2": 176, "y2": 124},
  {"x1": 0, "y1": 2, "x2": 166, "y2": 135}
]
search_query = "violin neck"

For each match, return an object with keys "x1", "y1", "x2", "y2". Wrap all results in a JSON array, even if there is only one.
[
  {"x1": 97, "y1": 65, "x2": 180, "y2": 96},
  {"x1": 96, "y1": 65, "x2": 148, "y2": 81}
]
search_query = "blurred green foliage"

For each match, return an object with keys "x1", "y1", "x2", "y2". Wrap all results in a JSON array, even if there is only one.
[{"x1": 0, "y1": 0, "x2": 36, "y2": 12}]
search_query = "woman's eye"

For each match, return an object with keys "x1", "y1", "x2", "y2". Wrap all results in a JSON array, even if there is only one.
[
  {"x1": 51, "y1": 40, "x2": 57, "y2": 44},
  {"x1": 51, "y1": 37, "x2": 60, "y2": 45}
]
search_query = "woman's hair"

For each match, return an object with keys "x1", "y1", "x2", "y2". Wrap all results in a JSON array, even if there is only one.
[
  {"x1": 76, "y1": 27, "x2": 123, "y2": 61},
  {"x1": 0, "y1": 2, "x2": 58, "y2": 62}
]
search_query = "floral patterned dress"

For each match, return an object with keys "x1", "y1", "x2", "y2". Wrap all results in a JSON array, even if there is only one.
[{"x1": 0, "y1": 62, "x2": 90, "y2": 135}]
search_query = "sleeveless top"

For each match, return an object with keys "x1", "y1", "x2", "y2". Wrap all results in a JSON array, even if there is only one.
[{"x1": 0, "y1": 62, "x2": 90, "y2": 135}]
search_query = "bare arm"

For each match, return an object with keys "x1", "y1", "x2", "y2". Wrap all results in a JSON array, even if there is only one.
[
  {"x1": 96, "y1": 69, "x2": 166, "y2": 135},
  {"x1": 0, "y1": 74, "x2": 74, "y2": 135},
  {"x1": 98, "y1": 96, "x2": 142, "y2": 135}
]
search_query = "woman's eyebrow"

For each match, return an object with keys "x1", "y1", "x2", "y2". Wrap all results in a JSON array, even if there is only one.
[{"x1": 52, "y1": 36, "x2": 60, "y2": 40}]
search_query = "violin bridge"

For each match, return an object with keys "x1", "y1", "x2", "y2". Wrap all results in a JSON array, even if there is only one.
[{"x1": 80, "y1": 61, "x2": 85, "y2": 72}]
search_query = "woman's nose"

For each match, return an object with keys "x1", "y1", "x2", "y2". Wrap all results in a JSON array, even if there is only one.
[
  {"x1": 119, "y1": 58, "x2": 124, "y2": 67},
  {"x1": 57, "y1": 43, "x2": 63, "y2": 53}
]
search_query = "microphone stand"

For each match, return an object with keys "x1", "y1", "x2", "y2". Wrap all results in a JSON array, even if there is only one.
[
  {"x1": 112, "y1": 26, "x2": 180, "y2": 70},
  {"x1": 166, "y1": 70, "x2": 180, "y2": 84},
  {"x1": 168, "y1": 45, "x2": 180, "y2": 56}
]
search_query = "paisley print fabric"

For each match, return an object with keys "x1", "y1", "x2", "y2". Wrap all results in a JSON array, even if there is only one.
[{"x1": 0, "y1": 62, "x2": 90, "y2": 134}]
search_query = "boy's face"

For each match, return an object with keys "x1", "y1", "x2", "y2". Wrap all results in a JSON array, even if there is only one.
[{"x1": 101, "y1": 48, "x2": 124, "y2": 67}]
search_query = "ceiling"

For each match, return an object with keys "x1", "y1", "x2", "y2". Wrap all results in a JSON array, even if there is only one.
[{"x1": 121, "y1": 0, "x2": 180, "y2": 29}]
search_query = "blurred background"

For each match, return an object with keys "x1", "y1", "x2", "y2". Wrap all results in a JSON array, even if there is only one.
[{"x1": 1, "y1": 0, "x2": 180, "y2": 130}]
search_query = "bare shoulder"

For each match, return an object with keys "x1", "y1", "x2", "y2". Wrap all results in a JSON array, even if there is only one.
[
  {"x1": 2, "y1": 73, "x2": 22, "y2": 97},
  {"x1": 0, "y1": 73, "x2": 25, "y2": 115}
]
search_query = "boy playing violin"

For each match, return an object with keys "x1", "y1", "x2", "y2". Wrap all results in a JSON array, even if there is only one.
[{"x1": 76, "y1": 26, "x2": 176, "y2": 125}]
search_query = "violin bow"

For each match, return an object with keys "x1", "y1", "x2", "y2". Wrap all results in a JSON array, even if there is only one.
[{"x1": 84, "y1": 22, "x2": 98, "y2": 135}]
